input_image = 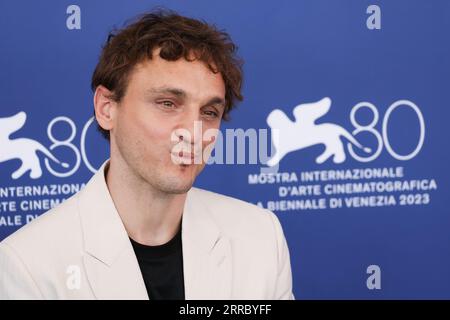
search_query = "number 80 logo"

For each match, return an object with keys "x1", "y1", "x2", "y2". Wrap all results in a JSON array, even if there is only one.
[
  {"x1": 44, "y1": 117, "x2": 100, "y2": 177},
  {"x1": 347, "y1": 100, "x2": 425, "y2": 162}
]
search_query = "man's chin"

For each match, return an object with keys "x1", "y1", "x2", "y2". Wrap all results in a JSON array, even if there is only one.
[
  {"x1": 159, "y1": 181, "x2": 193, "y2": 195},
  {"x1": 158, "y1": 172, "x2": 196, "y2": 194},
  {"x1": 154, "y1": 163, "x2": 203, "y2": 194}
]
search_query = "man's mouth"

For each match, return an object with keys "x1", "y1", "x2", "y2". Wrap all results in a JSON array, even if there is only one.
[{"x1": 170, "y1": 150, "x2": 201, "y2": 164}]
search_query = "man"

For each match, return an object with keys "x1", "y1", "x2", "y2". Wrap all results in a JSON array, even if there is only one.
[{"x1": 0, "y1": 10, "x2": 294, "y2": 300}]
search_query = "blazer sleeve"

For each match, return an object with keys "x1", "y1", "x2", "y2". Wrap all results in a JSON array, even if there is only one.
[
  {"x1": 0, "y1": 242, "x2": 44, "y2": 300},
  {"x1": 268, "y1": 211, "x2": 295, "y2": 300}
]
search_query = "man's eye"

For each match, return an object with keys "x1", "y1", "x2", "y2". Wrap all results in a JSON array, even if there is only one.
[
  {"x1": 203, "y1": 110, "x2": 219, "y2": 118},
  {"x1": 159, "y1": 101, "x2": 175, "y2": 108}
]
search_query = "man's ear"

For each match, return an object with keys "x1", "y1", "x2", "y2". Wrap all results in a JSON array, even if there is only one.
[{"x1": 94, "y1": 85, "x2": 117, "y2": 132}]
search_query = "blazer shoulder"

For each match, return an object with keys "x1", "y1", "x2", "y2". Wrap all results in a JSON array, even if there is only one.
[
  {"x1": 1, "y1": 193, "x2": 81, "y2": 255},
  {"x1": 190, "y1": 187, "x2": 269, "y2": 216},
  {"x1": 189, "y1": 187, "x2": 280, "y2": 236}
]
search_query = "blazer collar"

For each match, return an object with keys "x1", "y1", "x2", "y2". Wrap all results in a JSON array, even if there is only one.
[{"x1": 77, "y1": 160, "x2": 232, "y2": 299}]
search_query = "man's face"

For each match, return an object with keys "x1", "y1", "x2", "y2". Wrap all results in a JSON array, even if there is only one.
[{"x1": 110, "y1": 50, "x2": 226, "y2": 194}]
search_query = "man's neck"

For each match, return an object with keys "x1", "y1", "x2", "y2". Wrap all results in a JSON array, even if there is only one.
[{"x1": 105, "y1": 159, "x2": 186, "y2": 246}]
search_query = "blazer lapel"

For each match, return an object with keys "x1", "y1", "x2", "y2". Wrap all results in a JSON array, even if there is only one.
[
  {"x1": 77, "y1": 161, "x2": 148, "y2": 300},
  {"x1": 182, "y1": 189, "x2": 233, "y2": 300}
]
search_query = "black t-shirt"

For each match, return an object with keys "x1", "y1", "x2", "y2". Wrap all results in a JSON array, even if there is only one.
[{"x1": 129, "y1": 227, "x2": 185, "y2": 300}]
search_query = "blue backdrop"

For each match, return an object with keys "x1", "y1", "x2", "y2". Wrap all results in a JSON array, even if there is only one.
[{"x1": 0, "y1": 0, "x2": 449, "y2": 299}]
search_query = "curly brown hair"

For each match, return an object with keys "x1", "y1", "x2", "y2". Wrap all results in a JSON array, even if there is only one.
[{"x1": 91, "y1": 9, "x2": 244, "y2": 140}]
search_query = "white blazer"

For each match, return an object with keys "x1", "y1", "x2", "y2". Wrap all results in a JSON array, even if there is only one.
[{"x1": 0, "y1": 161, "x2": 294, "y2": 300}]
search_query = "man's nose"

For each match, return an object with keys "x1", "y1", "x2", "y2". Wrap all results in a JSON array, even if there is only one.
[{"x1": 172, "y1": 109, "x2": 203, "y2": 146}]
